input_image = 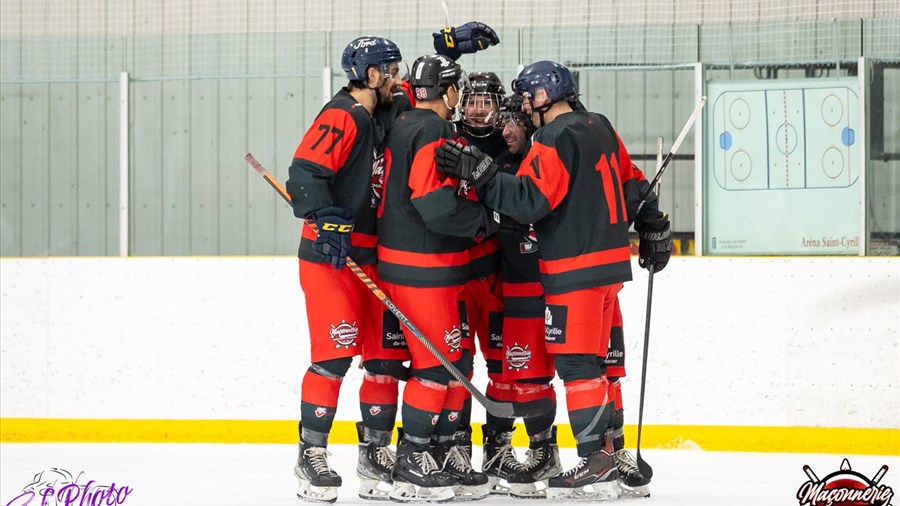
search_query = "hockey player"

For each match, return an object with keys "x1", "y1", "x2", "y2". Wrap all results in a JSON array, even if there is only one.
[
  {"x1": 287, "y1": 36, "x2": 406, "y2": 503},
  {"x1": 434, "y1": 60, "x2": 671, "y2": 501},
  {"x1": 377, "y1": 53, "x2": 494, "y2": 503},
  {"x1": 449, "y1": 71, "x2": 508, "y2": 479},
  {"x1": 481, "y1": 95, "x2": 563, "y2": 498},
  {"x1": 287, "y1": 24, "x2": 501, "y2": 503}
]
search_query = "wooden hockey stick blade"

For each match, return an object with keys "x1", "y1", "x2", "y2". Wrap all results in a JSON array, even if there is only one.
[{"x1": 244, "y1": 153, "x2": 551, "y2": 419}]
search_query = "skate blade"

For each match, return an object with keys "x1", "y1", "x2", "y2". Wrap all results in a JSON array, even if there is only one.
[
  {"x1": 487, "y1": 476, "x2": 510, "y2": 495},
  {"x1": 296, "y1": 482, "x2": 339, "y2": 503},
  {"x1": 450, "y1": 482, "x2": 491, "y2": 501},
  {"x1": 359, "y1": 477, "x2": 393, "y2": 501},
  {"x1": 547, "y1": 481, "x2": 620, "y2": 502},
  {"x1": 618, "y1": 482, "x2": 651, "y2": 498},
  {"x1": 388, "y1": 482, "x2": 455, "y2": 503},
  {"x1": 509, "y1": 480, "x2": 549, "y2": 499}
]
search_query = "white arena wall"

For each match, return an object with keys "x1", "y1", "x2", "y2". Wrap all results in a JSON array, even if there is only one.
[{"x1": 0, "y1": 256, "x2": 897, "y2": 455}]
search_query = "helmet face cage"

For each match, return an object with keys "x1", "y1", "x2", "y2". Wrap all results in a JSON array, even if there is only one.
[
  {"x1": 498, "y1": 95, "x2": 532, "y2": 134},
  {"x1": 462, "y1": 92, "x2": 501, "y2": 128},
  {"x1": 341, "y1": 36, "x2": 403, "y2": 82}
]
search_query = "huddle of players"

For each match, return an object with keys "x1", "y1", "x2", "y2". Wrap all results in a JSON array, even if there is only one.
[{"x1": 285, "y1": 21, "x2": 672, "y2": 505}]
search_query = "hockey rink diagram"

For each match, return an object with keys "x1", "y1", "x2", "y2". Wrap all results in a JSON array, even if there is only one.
[{"x1": 710, "y1": 85, "x2": 860, "y2": 191}]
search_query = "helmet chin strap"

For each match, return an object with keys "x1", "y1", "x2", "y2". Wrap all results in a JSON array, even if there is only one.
[
  {"x1": 443, "y1": 93, "x2": 462, "y2": 122},
  {"x1": 530, "y1": 98, "x2": 556, "y2": 128}
]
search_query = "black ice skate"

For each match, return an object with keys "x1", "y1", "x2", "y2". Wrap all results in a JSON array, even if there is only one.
[
  {"x1": 294, "y1": 441, "x2": 342, "y2": 503},
  {"x1": 356, "y1": 421, "x2": 396, "y2": 500},
  {"x1": 506, "y1": 427, "x2": 562, "y2": 499},
  {"x1": 432, "y1": 431, "x2": 490, "y2": 501},
  {"x1": 614, "y1": 449, "x2": 651, "y2": 498},
  {"x1": 481, "y1": 425, "x2": 524, "y2": 495},
  {"x1": 546, "y1": 449, "x2": 620, "y2": 502},
  {"x1": 389, "y1": 439, "x2": 455, "y2": 503}
]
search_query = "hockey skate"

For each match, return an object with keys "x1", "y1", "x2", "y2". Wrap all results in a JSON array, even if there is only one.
[
  {"x1": 614, "y1": 449, "x2": 651, "y2": 498},
  {"x1": 432, "y1": 431, "x2": 490, "y2": 501},
  {"x1": 481, "y1": 425, "x2": 524, "y2": 495},
  {"x1": 357, "y1": 422, "x2": 396, "y2": 500},
  {"x1": 294, "y1": 441, "x2": 341, "y2": 503},
  {"x1": 506, "y1": 429, "x2": 562, "y2": 499},
  {"x1": 546, "y1": 450, "x2": 620, "y2": 502},
  {"x1": 389, "y1": 439, "x2": 455, "y2": 503}
]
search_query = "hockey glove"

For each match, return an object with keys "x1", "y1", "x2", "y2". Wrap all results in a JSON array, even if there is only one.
[
  {"x1": 435, "y1": 140, "x2": 498, "y2": 189},
  {"x1": 313, "y1": 206, "x2": 354, "y2": 270},
  {"x1": 635, "y1": 212, "x2": 672, "y2": 273},
  {"x1": 433, "y1": 22, "x2": 500, "y2": 61}
]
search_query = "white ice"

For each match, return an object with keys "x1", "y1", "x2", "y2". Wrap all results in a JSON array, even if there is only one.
[{"x1": 2, "y1": 443, "x2": 897, "y2": 505}]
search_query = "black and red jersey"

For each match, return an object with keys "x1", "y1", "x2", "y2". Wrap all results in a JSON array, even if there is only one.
[
  {"x1": 377, "y1": 109, "x2": 495, "y2": 288},
  {"x1": 494, "y1": 151, "x2": 544, "y2": 318},
  {"x1": 287, "y1": 88, "x2": 380, "y2": 265},
  {"x1": 480, "y1": 111, "x2": 635, "y2": 294},
  {"x1": 455, "y1": 125, "x2": 506, "y2": 280}
]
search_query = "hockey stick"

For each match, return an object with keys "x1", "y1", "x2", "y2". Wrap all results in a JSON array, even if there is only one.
[
  {"x1": 244, "y1": 153, "x2": 552, "y2": 419},
  {"x1": 634, "y1": 98, "x2": 706, "y2": 480}
]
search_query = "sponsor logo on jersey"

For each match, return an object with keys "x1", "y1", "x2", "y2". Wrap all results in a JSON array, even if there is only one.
[
  {"x1": 369, "y1": 406, "x2": 382, "y2": 416},
  {"x1": 370, "y1": 149, "x2": 385, "y2": 208},
  {"x1": 431, "y1": 415, "x2": 439, "y2": 425},
  {"x1": 506, "y1": 343, "x2": 532, "y2": 370},
  {"x1": 795, "y1": 459, "x2": 893, "y2": 506},
  {"x1": 448, "y1": 411, "x2": 459, "y2": 422},
  {"x1": 315, "y1": 406, "x2": 328, "y2": 418},
  {"x1": 329, "y1": 320, "x2": 359, "y2": 348},
  {"x1": 544, "y1": 305, "x2": 567, "y2": 344},
  {"x1": 488, "y1": 311, "x2": 503, "y2": 349},
  {"x1": 382, "y1": 311, "x2": 408, "y2": 349},
  {"x1": 443, "y1": 326, "x2": 463, "y2": 352},
  {"x1": 520, "y1": 225, "x2": 539, "y2": 254}
]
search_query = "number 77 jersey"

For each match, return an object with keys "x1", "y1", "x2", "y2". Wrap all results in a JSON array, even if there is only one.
[{"x1": 286, "y1": 89, "x2": 381, "y2": 265}]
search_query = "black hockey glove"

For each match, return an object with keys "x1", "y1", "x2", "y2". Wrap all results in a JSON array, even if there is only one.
[
  {"x1": 635, "y1": 212, "x2": 672, "y2": 273},
  {"x1": 435, "y1": 140, "x2": 498, "y2": 189},
  {"x1": 313, "y1": 206, "x2": 354, "y2": 270},
  {"x1": 497, "y1": 214, "x2": 530, "y2": 238},
  {"x1": 433, "y1": 22, "x2": 500, "y2": 61}
]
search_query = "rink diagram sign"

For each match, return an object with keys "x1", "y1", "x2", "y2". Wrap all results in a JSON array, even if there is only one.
[{"x1": 704, "y1": 78, "x2": 861, "y2": 255}]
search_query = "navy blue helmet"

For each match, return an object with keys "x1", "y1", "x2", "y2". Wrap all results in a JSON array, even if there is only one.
[
  {"x1": 341, "y1": 36, "x2": 402, "y2": 82},
  {"x1": 512, "y1": 60, "x2": 577, "y2": 103}
]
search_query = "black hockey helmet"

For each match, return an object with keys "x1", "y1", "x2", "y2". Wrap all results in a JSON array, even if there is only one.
[
  {"x1": 409, "y1": 54, "x2": 469, "y2": 101},
  {"x1": 461, "y1": 71, "x2": 505, "y2": 135}
]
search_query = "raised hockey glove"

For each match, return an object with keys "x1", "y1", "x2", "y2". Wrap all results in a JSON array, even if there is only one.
[
  {"x1": 635, "y1": 212, "x2": 672, "y2": 273},
  {"x1": 433, "y1": 22, "x2": 500, "y2": 61},
  {"x1": 313, "y1": 206, "x2": 354, "y2": 270},
  {"x1": 435, "y1": 140, "x2": 498, "y2": 189}
]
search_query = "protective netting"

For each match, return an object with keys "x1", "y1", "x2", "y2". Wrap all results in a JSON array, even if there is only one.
[{"x1": 1, "y1": 0, "x2": 898, "y2": 82}]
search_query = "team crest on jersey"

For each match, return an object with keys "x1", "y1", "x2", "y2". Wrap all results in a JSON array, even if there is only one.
[
  {"x1": 314, "y1": 406, "x2": 328, "y2": 418},
  {"x1": 370, "y1": 149, "x2": 385, "y2": 208},
  {"x1": 431, "y1": 414, "x2": 439, "y2": 425},
  {"x1": 443, "y1": 326, "x2": 463, "y2": 352},
  {"x1": 369, "y1": 406, "x2": 382, "y2": 416},
  {"x1": 506, "y1": 343, "x2": 532, "y2": 370},
  {"x1": 329, "y1": 320, "x2": 359, "y2": 348},
  {"x1": 520, "y1": 225, "x2": 539, "y2": 254}
]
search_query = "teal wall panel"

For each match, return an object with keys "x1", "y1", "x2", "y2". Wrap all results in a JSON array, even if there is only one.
[
  {"x1": 131, "y1": 80, "x2": 164, "y2": 255},
  {"x1": 189, "y1": 80, "x2": 220, "y2": 255},
  {"x1": 0, "y1": 85, "x2": 22, "y2": 256},
  {"x1": 20, "y1": 84, "x2": 51, "y2": 256},
  {"x1": 48, "y1": 83, "x2": 79, "y2": 255},
  {"x1": 161, "y1": 80, "x2": 191, "y2": 255}
]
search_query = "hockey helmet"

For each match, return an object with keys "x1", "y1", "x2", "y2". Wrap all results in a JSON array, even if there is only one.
[
  {"x1": 341, "y1": 36, "x2": 403, "y2": 82},
  {"x1": 409, "y1": 54, "x2": 469, "y2": 101},
  {"x1": 512, "y1": 60, "x2": 577, "y2": 103}
]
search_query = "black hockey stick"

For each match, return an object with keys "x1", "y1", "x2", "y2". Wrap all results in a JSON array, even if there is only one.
[
  {"x1": 244, "y1": 153, "x2": 552, "y2": 419},
  {"x1": 633, "y1": 97, "x2": 707, "y2": 480}
]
